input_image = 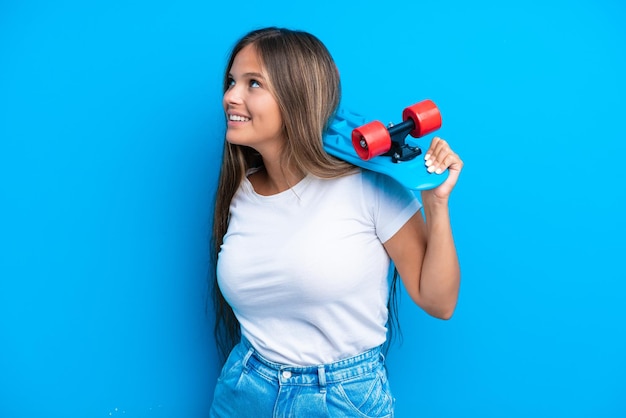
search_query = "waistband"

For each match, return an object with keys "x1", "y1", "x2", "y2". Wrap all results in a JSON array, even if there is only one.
[{"x1": 239, "y1": 337, "x2": 384, "y2": 392}]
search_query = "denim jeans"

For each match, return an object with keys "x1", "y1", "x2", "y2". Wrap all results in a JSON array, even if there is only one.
[{"x1": 209, "y1": 338, "x2": 395, "y2": 417}]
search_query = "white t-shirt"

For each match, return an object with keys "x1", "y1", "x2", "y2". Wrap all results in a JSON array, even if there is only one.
[{"x1": 217, "y1": 169, "x2": 421, "y2": 365}]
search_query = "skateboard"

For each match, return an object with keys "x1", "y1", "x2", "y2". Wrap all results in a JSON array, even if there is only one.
[{"x1": 323, "y1": 99, "x2": 448, "y2": 191}]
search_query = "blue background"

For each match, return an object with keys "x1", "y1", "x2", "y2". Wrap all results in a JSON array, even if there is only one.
[{"x1": 1, "y1": 0, "x2": 624, "y2": 417}]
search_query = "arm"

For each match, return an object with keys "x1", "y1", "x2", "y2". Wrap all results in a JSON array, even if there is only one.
[{"x1": 383, "y1": 137, "x2": 463, "y2": 319}]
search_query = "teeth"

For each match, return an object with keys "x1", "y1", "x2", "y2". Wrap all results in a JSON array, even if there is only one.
[{"x1": 229, "y1": 114, "x2": 250, "y2": 122}]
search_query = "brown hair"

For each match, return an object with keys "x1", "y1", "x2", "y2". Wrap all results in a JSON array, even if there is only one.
[{"x1": 211, "y1": 27, "x2": 356, "y2": 359}]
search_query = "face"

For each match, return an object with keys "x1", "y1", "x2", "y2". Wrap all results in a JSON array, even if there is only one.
[{"x1": 223, "y1": 44, "x2": 284, "y2": 155}]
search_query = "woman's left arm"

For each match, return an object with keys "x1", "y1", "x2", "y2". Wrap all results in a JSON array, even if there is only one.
[{"x1": 383, "y1": 137, "x2": 463, "y2": 319}]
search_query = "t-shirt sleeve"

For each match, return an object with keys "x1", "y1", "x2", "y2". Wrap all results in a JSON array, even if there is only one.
[{"x1": 361, "y1": 170, "x2": 423, "y2": 243}]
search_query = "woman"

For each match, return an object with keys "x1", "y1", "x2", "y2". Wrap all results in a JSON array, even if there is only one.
[{"x1": 210, "y1": 27, "x2": 462, "y2": 417}]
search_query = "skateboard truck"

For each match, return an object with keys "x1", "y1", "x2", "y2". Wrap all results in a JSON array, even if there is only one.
[
  {"x1": 351, "y1": 100, "x2": 442, "y2": 162},
  {"x1": 383, "y1": 120, "x2": 423, "y2": 163}
]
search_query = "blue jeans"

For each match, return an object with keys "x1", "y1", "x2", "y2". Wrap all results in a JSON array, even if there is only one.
[{"x1": 209, "y1": 338, "x2": 395, "y2": 417}]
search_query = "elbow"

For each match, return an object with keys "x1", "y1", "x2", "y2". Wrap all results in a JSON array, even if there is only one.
[
  {"x1": 411, "y1": 294, "x2": 458, "y2": 320},
  {"x1": 436, "y1": 308, "x2": 455, "y2": 320},
  {"x1": 427, "y1": 301, "x2": 457, "y2": 320},
  {"x1": 410, "y1": 282, "x2": 460, "y2": 320}
]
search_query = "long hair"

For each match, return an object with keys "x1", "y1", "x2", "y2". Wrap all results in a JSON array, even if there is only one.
[{"x1": 211, "y1": 27, "x2": 357, "y2": 360}]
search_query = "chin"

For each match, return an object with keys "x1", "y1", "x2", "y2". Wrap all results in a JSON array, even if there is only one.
[
  {"x1": 225, "y1": 133, "x2": 243, "y2": 145},
  {"x1": 225, "y1": 135, "x2": 253, "y2": 149}
]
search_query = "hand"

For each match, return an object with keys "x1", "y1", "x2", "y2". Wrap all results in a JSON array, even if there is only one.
[{"x1": 423, "y1": 137, "x2": 463, "y2": 202}]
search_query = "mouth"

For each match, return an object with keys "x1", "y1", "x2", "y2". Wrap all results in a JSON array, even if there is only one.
[{"x1": 228, "y1": 113, "x2": 251, "y2": 122}]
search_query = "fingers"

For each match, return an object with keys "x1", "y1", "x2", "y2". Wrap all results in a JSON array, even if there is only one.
[{"x1": 424, "y1": 137, "x2": 463, "y2": 175}]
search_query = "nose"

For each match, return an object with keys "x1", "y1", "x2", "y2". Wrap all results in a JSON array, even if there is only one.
[{"x1": 223, "y1": 84, "x2": 243, "y2": 106}]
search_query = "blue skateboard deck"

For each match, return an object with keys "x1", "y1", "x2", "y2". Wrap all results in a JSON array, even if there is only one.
[{"x1": 323, "y1": 106, "x2": 449, "y2": 191}]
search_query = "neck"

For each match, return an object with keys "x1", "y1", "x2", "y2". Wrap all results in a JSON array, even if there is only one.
[{"x1": 251, "y1": 155, "x2": 305, "y2": 196}]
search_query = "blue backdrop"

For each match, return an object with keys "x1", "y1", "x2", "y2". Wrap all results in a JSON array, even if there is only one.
[{"x1": 1, "y1": 0, "x2": 624, "y2": 417}]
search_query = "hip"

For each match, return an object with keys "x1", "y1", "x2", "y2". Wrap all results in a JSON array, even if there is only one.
[{"x1": 209, "y1": 338, "x2": 395, "y2": 418}]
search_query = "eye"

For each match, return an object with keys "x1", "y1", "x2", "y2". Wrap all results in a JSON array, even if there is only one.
[
  {"x1": 226, "y1": 77, "x2": 235, "y2": 88},
  {"x1": 249, "y1": 79, "x2": 261, "y2": 88}
]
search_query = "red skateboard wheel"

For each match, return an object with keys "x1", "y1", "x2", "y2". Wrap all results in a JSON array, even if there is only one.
[
  {"x1": 402, "y1": 100, "x2": 442, "y2": 138},
  {"x1": 352, "y1": 120, "x2": 392, "y2": 160}
]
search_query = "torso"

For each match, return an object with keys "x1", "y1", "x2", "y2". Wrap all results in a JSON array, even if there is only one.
[{"x1": 217, "y1": 170, "x2": 421, "y2": 365}]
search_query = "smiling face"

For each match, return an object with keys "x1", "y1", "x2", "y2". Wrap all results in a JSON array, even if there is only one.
[{"x1": 223, "y1": 44, "x2": 284, "y2": 156}]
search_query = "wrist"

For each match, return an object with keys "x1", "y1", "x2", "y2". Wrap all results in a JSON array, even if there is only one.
[
  {"x1": 421, "y1": 191, "x2": 450, "y2": 209},
  {"x1": 421, "y1": 192, "x2": 451, "y2": 226}
]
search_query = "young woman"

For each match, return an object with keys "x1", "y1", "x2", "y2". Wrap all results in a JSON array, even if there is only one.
[{"x1": 209, "y1": 27, "x2": 462, "y2": 417}]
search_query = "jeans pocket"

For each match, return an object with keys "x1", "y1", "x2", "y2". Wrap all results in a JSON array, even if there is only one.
[
  {"x1": 333, "y1": 370, "x2": 394, "y2": 418},
  {"x1": 217, "y1": 345, "x2": 245, "y2": 383}
]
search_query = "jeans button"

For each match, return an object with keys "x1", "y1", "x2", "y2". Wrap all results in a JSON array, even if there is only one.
[{"x1": 282, "y1": 370, "x2": 292, "y2": 379}]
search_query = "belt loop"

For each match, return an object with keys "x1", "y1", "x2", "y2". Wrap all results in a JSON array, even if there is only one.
[
  {"x1": 242, "y1": 347, "x2": 254, "y2": 373},
  {"x1": 317, "y1": 365, "x2": 327, "y2": 394}
]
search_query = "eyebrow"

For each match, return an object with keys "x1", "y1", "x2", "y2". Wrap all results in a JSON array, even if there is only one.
[{"x1": 229, "y1": 72, "x2": 266, "y2": 80}]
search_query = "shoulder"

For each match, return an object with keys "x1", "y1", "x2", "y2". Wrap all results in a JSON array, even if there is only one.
[
  {"x1": 313, "y1": 169, "x2": 413, "y2": 200},
  {"x1": 358, "y1": 169, "x2": 416, "y2": 201}
]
